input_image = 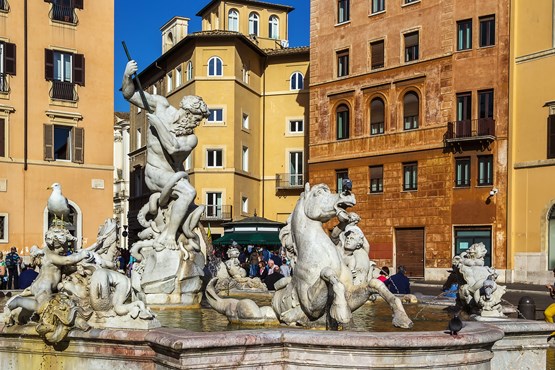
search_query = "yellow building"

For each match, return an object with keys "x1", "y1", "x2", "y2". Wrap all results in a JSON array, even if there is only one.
[
  {"x1": 0, "y1": 1, "x2": 114, "y2": 254},
  {"x1": 509, "y1": 0, "x2": 555, "y2": 283},
  {"x1": 127, "y1": 0, "x2": 309, "y2": 240}
]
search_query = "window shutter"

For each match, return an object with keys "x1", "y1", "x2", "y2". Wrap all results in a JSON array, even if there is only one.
[
  {"x1": 371, "y1": 41, "x2": 384, "y2": 67},
  {"x1": 548, "y1": 115, "x2": 555, "y2": 159},
  {"x1": 72, "y1": 127, "x2": 84, "y2": 164},
  {"x1": 405, "y1": 32, "x2": 419, "y2": 48},
  {"x1": 73, "y1": 53, "x2": 85, "y2": 86},
  {"x1": 73, "y1": 0, "x2": 84, "y2": 10},
  {"x1": 0, "y1": 118, "x2": 5, "y2": 158},
  {"x1": 44, "y1": 124, "x2": 54, "y2": 161},
  {"x1": 45, "y1": 49, "x2": 54, "y2": 81},
  {"x1": 4, "y1": 43, "x2": 16, "y2": 76}
]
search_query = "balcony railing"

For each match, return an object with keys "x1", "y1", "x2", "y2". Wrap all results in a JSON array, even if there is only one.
[
  {"x1": 276, "y1": 173, "x2": 304, "y2": 189},
  {"x1": 446, "y1": 118, "x2": 496, "y2": 142},
  {"x1": 50, "y1": 80, "x2": 78, "y2": 101},
  {"x1": 50, "y1": 5, "x2": 78, "y2": 24},
  {"x1": 201, "y1": 204, "x2": 232, "y2": 221},
  {"x1": 0, "y1": 73, "x2": 9, "y2": 93}
]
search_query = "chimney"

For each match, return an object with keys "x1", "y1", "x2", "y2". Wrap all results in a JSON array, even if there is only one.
[{"x1": 161, "y1": 16, "x2": 190, "y2": 54}]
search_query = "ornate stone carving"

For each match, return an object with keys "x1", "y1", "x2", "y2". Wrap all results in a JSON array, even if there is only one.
[
  {"x1": 206, "y1": 183, "x2": 413, "y2": 329},
  {"x1": 213, "y1": 247, "x2": 268, "y2": 292}
]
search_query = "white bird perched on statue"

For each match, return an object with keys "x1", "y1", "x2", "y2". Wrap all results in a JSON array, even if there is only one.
[{"x1": 47, "y1": 183, "x2": 71, "y2": 222}]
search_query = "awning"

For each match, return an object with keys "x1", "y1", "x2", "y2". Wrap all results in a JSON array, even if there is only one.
[{"x1": 212, "y1": 232, "x2": 282, "y2": 246}]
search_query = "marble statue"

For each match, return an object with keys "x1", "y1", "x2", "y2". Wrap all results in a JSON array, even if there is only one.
[
  {"x1": 453, "y1": 242, "x2": 506, "y2": 317},
  {"x1": 213, "y1": 247, "x2": 268, "y2": 292},
  {"x1": 4, "y1": 218, "x2": 158, "y2": 344},
  {"x1": 206, "y1": 183, "x2": 414, "y2": 329},
  {"x1": 122, "y1": 60, "x2": 210, "y2": 305}
]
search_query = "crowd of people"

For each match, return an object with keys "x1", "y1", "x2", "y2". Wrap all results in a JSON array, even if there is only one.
[{"x1": 0, "y1": 247, "x2": 38, "y2": 290}]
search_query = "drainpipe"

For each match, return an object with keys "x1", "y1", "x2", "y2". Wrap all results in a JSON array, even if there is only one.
[
  {"x1": 553, "y1": 0, "x2": 555, "y2": 48},
  {"x1": 24, "y1": 0, "x2": 28, "y2": 171},
  {"x1": 262, "y1": 56, "x2": 267, "y2": 218}
]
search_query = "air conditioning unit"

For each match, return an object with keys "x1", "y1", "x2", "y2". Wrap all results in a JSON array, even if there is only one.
[{"x1": 280, "y1": 39, "x2": 289, "y2": 48}]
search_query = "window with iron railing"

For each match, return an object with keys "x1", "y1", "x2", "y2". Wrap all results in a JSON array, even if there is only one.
[
  {"x1": 45, "y1": 49, "x2": 85, "y2": 102},
  {"x1": 46, "y1": 0, "x2": 83, "y2": 25},
  {"x1": 0, "y1": 41, "x2": 16, "y2": 92}
]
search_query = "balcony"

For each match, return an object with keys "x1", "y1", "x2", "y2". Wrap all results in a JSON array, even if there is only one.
[
  {"x1": 445, "y1": 118, "x2": 496, "y2": 149},
  {"x1": 50, "y1": 80, "x2": 78, "y2": 101},
  {"x1": 0, "y1": 73, "x2": 9, "y2": 93},
  {"x1": 201, "y1": 204, "x2": 232, "y2": 221},
  {"x1": 50, "y1": 5, "x2": 78, "y2": 24},
  {"x1": 276, "y1": 173, "x2": 304, "y2": 190}
]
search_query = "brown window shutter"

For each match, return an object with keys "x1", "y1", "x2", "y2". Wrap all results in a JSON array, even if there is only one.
[
  {"x1": 73, "y1": 0, "x2": 84, "y2": 10},
  {"x1": 0, "y1": 118, "x2": 5, "y2": 158},
  {"x1": 45, "y1": 49, "x2": 54, "y2": 81},
  {"x1": 405, "y1": 32, "x2": 419, "y2": 48},
  {"x1": 44, "y1": 124, "x2": 54, "y2": 161},
  {"x1": 371, "y1": 40, "x2": 384, "y2": 68},
  {"x1": 4, "y1": 43, "x2": 16, "y2": 76},
  {"x1": 72, "y1": 127, "x2": 84, "y2": 164},
  {"x1": 548, "y1": 115, "x2": 555, "y2": 159},
  {"x1": 73, "y1": 53, "x2": 85, "y2": 86}
]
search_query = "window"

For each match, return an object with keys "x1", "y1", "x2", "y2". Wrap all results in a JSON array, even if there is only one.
[
  {"x1": 0, "y1": 214, "x2": 6, "y2": 243},
  {"x1": 336, "y1": 169, "x2": 349, "y2": 192},
  {"x1": 403, "y1": 162, "x2": 417, "y2": 191},
  {"x1": 403, "y1": 92, "x2": 419, "y2": 130},
  {"x1": 242, "y1": 197, "x2": 249, "y2": 214},
  {"x1": 136, "y1": 127, "x2": 141, "y2": 150},
  {"x1": 369, "y1": 166, "x2": 383, "y2": 193},
  {"x1": 337, "y1": 50, "x2": 349, "y2": 77},
  {"x1": 457, "y1": 92, "x2": 471, "y2": 121},
  {"x1": 289, "y1": 151, "x2": 303, "y2": 186},
  {"x1": 0, "y1": 41, "x2": 16, "y2": 93},
  {"x1": 372, "y1": 0, "x2": 385, "y2": 14},
  {"x1": 477, "y1": 155, "x2": 493, "y2": 186},
  {"x1": 479, "y1": 15, "x2": 495, "y2": 47},
  {"x1": 242, "y1": 65, "x2": 249, "y2": 83},
  {"x1": 269, "y1": 15, "x2": 279, "y2": 39},
  {"x1": 370, "y1": 97, "x2": 385, "y2": 135},
  {"x1": 242, "y1": 146, "x2": 249, "y2": 172},
  {"x1": 478, "y1": 90, "x2": 494, "y2": 119},
  {"x1": 289, "y1": 119, "x2": 304, "y2": 133},
  {"x1": 549, "y1": 115, "x2": 555, "y2": 159},
  {"x1": 249, "y1": 12, "x2": 259, "y2": 35},
  {"x1": 404, "y1": 0, "x2": 419, "y2": 3},
  {"x1": 228, "y1": 9, "x2": 239, "y2": 32},
  {"x1": 338, "y1": 0, "x2": 350, "y2": 23},
  {"x1": 207, "y1": 149, "x2": 223, "y2": 167},
  {"x1": 0, "y1": 118, "x2": 5, "y2": 157},
  {"x1": 290, "y1": 72, "x2": 304, "y2": 90},
  {"x1": 404, "y1": 31, "x2": 419, "y2": 62},
  {"x1": 166, "y1": 72, "x2": 173, "y2": 93},
  {"x1": 186, "y1": 61, "x2": 193, "y2": 81},
  {"x1": 455, "y1": 157, "x2": 470, "y2": 187},
  {"x1": 242, "y1": 113, "x2": 249, "y2": 129},
  {"x1": 43, "y1": 124, "x2": 84, "y2": 164},
  {"x1": 457, "y1": 19, "x2": 472, "y2": 51},
  {"x1": 208, "y1": 108, "x2": 224, "y2": 123},
  {"x1": 370, "y1": 40, "x2": 385, "y2": 69},
  {"x1": 49, "y1": 0, "x2": 83, "y2": 24},
  {"x1": 45, "y1": 49, "x2": 85, "y2": 101},
  {"x1": 207, "y1": 57, "x2": 223, "y2": 77},
  {"x1": 0, "y1": 0, "x2": 8, "y2": 12},
  {"x1": 175, "y1": 66, "x2": 182, "y2": 88},
  {"x1": 336, "y1": 104, "x2": 350, "y2": 140},
  {"x1": 206, "y1": 192, "x2": 222, "y2": 218},
  {"x1": 454, "y1": 227, "x2": 492, "y2": 267}
]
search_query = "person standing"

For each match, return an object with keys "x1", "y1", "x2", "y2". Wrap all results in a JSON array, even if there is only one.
[
  {"x1": 0, "y1": 252, "x2": 6, "y2": 290},
  {"x1": 544, "y1": 268, "x2": 555, "y2": 323},
  {"x1": 5, "y1": 246, "x2": 21, "y2": 290},
  {"x1": 18, "y1": 264, "x2": 39, "y2": 290},
  {"x1": 387, "y1": 266, "x2": 410, "y2": 294}
]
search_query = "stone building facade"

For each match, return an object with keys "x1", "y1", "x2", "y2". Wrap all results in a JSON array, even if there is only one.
[{"x1": 309, "y1": 0, "x2": 509, "y2": 280}]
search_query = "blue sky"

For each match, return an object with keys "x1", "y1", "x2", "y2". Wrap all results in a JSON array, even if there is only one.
[{"x1": 114, "y1": 0, "x2": 310, "y2": 112}]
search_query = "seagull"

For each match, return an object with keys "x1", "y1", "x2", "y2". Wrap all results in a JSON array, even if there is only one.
[
  {"x1": 448, "y1": 313, "x2": 463, "y2": 337},
  {"x1": 47, "y1": 183, "x2": 71, "y2": 222}
]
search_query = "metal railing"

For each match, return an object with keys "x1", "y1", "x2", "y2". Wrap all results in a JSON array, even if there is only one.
[
  {"x1": 49, "y1": 5, "x2": 78, "y2": 24},
  {"x1": 446, "y1": 118, "x2": 495, "y2": 140},
  {"x1": 0, "y1": 73, "x2": 9, "y2": 93},
  {"x1": 201, "y1": 204, "x2": 232, "y2": 221},
  {"x1": 276, "y1": 173, "x2": 304, "y2": 189},
  {"x1": 50, "y1": 80, "x2": 78, "y2": 101}
]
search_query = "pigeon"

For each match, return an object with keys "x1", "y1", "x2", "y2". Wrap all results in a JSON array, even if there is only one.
[
  {"x1": 47, "y1": 183, "x2": 71, "y2": 222},
  {"x1": 342, "y1": 178, "x2": 353, "y2": 192},
  {"x1": 448, "y1": 314, "x2": 463, "y2": 337}
]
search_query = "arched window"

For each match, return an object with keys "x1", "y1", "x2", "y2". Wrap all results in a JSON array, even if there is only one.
[
  {"x1": 403, "y1": 91, "x2": 419, "y2": 130},
  {"x1": 186, "y1": 61, "x2": 193, "y2": 81},
  {"x1": 249, "y1": 12, "x2": 259, "y2": 36},
  {"x1": 370, "y1": 97, "x2": 385, "y2": 135},
  {"x1": 228, "y1": 9, "x2": 239, "y2": 32},
  {"x1": 269, "y1": 15, "x2": 279, "y2": 39},
  {"x1": 336, "y1": 104, "x2": 350, "y2": 140},
  {"x1": 167, "y1": 32, "x2": 174, "y2": 46},
  {"x1": 290, "y1": 72, "x2": 304, "y2": 91},
  {"x1": 207, "y1": 57, "x2": 223, "y2": 77}
]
